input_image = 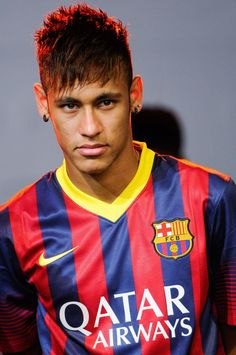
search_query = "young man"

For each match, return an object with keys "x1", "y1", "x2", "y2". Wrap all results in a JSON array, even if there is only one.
[{"x1": 0, "y1": 4, "x2": 236, "y2": 355}]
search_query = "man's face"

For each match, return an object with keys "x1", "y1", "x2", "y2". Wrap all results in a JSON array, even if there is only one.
[{"x1": 35, "y1": 75, "x2": 143, "y2": 181}]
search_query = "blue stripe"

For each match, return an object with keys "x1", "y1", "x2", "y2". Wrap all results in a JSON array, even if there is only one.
[
  {"x1": 0, "y1": 208, "x2": 30, "y2": 298},
  {"x1": 199, "y1": 294, "x2": 217, "y2": 354},
  {"x1": 181, "y1": 240, "x2": 191, "y2": 256},
  {"x1": 152, "y1": 157, "x2": 195, "y2": 354},
  {"x1": 157, "y1": 243, "x2": 165, "y2": 256},
  {"x1": 36, "y1": 174, "x2": 86, "y2": 354},
  {"x1": 178, "y1": 241, "x2": 183, "y2": 254},
  {"x1": 99, "y1": 215, "x2": 142, "y2": 354},
  {"x1": 37, "y1": 300, "x2": 52, "y2": 354},
  {"x1": 203, "y1": 174, "x2": 236, "y2": 352},
  {"x1": 0, "y1": 208, "x2": 39, "y2": 350}
]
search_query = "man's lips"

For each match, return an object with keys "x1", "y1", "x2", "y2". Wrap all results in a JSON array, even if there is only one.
[{"x1": 76, "y1": 144, "x2": 107, "y2": 157}]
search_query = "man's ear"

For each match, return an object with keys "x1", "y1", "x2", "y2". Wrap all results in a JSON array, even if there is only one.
[
  {"x1": 33, "y1": 82, "x2": 49, "y2": 118},
  {"x1": 129, "y1": 75, "x2": 143, "y2": 113}
]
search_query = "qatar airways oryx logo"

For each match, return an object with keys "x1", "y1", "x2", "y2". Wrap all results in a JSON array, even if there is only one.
[{"x1": 59, "y1": 284, "x2": 193, "y2": 349}]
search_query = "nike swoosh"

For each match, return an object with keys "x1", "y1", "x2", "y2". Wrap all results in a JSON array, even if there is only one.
[{"x1": 39, "y1": 246, "x2": 79, "y2": 266}]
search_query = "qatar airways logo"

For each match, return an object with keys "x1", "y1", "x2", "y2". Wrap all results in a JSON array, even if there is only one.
[{"x1": 59, "y1": 284, "x2": 193, "y2": 349}]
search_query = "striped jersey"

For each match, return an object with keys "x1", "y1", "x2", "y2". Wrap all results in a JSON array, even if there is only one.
[{"x1": 0, "y1": 142, "x2": 236, "y2": 354}]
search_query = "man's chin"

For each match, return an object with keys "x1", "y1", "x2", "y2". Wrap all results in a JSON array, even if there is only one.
[{"x1": 78, "y1": 163, "x2": 110, "y2": 177}]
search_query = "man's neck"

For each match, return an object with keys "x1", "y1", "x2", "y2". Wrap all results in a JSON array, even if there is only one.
[{"x1": 65, "y1": 149, "x2": 140, "y2": 203}]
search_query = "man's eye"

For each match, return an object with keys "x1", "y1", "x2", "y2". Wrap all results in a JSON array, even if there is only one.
[
  {"x1": 98, "y1": 99, "x2": 114, "y2": 108},
  {"x1": 65, "y1": 103, "x2": 77, "y2": 110},
  {"x1": 59, "y1": 102, "x2": 79, "y2": 112},
  {"x1": 103, "y1": 100, "x2": 112, "y2": 106}
]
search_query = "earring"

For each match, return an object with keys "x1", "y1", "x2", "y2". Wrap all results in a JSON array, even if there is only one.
[
  {"x1": 43, "y1": 114, "x2": 49, "y2": 122},
  {"x1": 133, "y1": 104, "x2": 142, "y2": 114}
]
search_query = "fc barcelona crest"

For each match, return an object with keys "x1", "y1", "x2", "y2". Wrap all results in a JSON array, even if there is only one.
[{"x1": 152, "y1": 218, "x2": 194, "y2": 260}]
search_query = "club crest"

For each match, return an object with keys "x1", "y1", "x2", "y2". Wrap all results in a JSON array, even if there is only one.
[{"x1": 152, "y1": 218, "x2": 194, "y2": 260}]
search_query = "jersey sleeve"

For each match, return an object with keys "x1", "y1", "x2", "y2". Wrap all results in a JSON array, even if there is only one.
[
  {"x1": 0, "y1": 208, "x2": 39, "y2": 353},
  {"x1": 206, "y1": 178, "x2": 236, "y2": 325}
]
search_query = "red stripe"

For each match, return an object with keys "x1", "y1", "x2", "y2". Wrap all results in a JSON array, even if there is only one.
[
  {"x1": 9, "y1": 185, "x2": 67, "y2": 354},
  {"x1": 178, "y1": 161, "x2": 209, "y2": 354},
  {"x1": 180, "y1": 240, "x2": 187, "y2": 254},
  {"x1": 64, "y1": 195, "x2": 113, "y2": 354},
  {"x1": 161, "y1": 241, "x2": 168, "y2": 256},
  {"x1": 44, "y1": 313, "x2": 69, "y2": 354},
  {"x1": 127, "y1": 177, "x2": 171, "y2": 354}
]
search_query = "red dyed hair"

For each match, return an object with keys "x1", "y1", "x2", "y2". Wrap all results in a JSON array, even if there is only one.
[{"x1": 34, "y1": 4, "x2": 133, "y2": 93}]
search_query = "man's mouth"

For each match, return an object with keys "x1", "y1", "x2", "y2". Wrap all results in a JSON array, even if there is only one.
[{"x1": 76, "y1": 144, "x2": 107, "y2": 157}]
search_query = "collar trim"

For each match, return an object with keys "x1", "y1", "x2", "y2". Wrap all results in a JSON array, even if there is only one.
[{"x1": 56, "y1": 142, "x2": 154, "y2": 222}]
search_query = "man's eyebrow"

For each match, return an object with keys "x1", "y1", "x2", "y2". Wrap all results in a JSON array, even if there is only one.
[
  {"x1": 54, "y1": 97, "x2": 80, "y2": 106},
  {"x1": 95, "y1": 92, "x2": 123, "y2": 101},
  {"x1": 54, "y1": 92, "x2": 123, "y2": 106}
]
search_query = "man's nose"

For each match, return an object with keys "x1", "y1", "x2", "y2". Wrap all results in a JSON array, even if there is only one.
[{"x1": 78, "y1": 108, "x2": 102, "y2": 137}]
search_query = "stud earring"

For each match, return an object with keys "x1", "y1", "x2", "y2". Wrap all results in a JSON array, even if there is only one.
[
  {"x1": 133, "y1": 104, "x2": 142, "y2": 114},
  {"x1": 43, "y1": 114, "x2": 49, "y2": 122}
]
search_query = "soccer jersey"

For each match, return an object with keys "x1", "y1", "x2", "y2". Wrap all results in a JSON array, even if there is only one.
[{"x1": 0, "y1": 142, "x2": 236, "y2": 354}]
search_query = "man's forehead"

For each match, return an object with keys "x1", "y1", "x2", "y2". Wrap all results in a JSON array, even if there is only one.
[
  {"x1": 51, "y1": 77, "x2": 128, "y2": 99},
  {"x1": 48, "y1": 64, "x2": 129, "y2": 96}
]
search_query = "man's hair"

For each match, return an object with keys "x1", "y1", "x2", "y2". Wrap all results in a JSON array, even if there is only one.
[{"x1": 34, "y1": 4, "x2": 133, "y2": 93}]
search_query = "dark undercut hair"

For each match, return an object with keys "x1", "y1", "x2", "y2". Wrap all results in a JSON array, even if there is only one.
[{"x1": 34, "y1": 4, "x2": 133, "y2": 93}]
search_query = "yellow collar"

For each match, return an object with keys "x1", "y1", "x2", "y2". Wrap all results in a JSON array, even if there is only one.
[{"x1": 56, "y1": 142, "x2": 155, "y2": 222}]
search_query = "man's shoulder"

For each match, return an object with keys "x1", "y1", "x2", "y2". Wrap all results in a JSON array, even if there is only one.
[
  {"x1": 0, "y1": 170, "x2": 56, "y2": 215},
  {"x1": 156, "y1": 153, "x2": 231, "y2": 182},
  {"x1": 153, "y1": 153, "x2": 234, "y2": 202},
  {"x1": 177, "y1": 157, "x2": 231, "y2": 182}
]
